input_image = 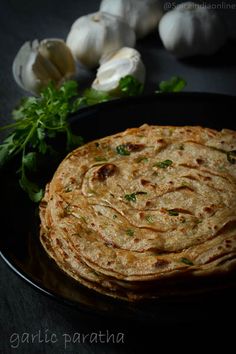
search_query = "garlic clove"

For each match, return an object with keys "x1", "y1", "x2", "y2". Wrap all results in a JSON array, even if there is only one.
[
  {"x1": 158, "y1": 2, "x2": 227, "y2": 58},
  {"x1": 38, "y1": 39, "x2": 76, "y2": 78},
  {"x1": 23, "y1": 51, "x2": 62, "y2": 94},
  {"x1": 12, "y1": 41, "x2": 34, "y2": 90},
  {"x1": 12, "y1": 39, "x2": 76, "y2": 94},
  {"x1": 100, "y1": 0, "x2": 163, "y2": 38},
  {"x1": 66, "y1": 12, "x2": 136, "y2": 69},
  {"x1": 92, "y1": 47, "x2": 145, "y2": 93},
  {"x1": 66, "y1": 14, "x2": 106, "y2": 69}
]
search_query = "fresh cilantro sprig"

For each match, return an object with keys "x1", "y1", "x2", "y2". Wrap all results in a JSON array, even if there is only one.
[
  {"x1": 82, "y1": 88, "x2": 111, "y2": 106},
  {"x1": 0, "y1": 81, "x2": 83, "y2": 202},
  {"x1": 119, "y1": 75, "x2": 144, "y2": 96},
  {"x1": 156, "y1": 76, "x2": 186, "y2": 93},
  {"x1": 82, "y1": 75, "x2": 144, "y2": 105}
]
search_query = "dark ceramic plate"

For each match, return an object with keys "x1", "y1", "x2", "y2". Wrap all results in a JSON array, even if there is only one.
[{"x1": 1, "y1": 93, "x2": 236, "y2": 324}]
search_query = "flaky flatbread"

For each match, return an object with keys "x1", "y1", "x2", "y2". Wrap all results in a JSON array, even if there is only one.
[{"x1": 40, "y1": 125, "x2": 236, "y2": 301}]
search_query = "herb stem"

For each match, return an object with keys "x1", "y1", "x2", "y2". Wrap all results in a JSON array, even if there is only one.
[
  {"x1": 38, "y1": 120, "x2": 65, "y2": 131},
  {"x1": 15, "y1": 123, "x2": 37, "y2": 156},
  {"x1": 0, "y1": 121, "x2": 23, "y2": 132}
]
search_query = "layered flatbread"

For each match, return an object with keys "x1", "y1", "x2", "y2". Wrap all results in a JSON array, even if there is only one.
[{"x1": 40, "y1": 124, "x2": 236, "y2": 301}]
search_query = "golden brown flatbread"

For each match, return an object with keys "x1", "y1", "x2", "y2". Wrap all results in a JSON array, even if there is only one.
[{"x1": 39, "y1": 124, "x2": 236, "y2": 301}]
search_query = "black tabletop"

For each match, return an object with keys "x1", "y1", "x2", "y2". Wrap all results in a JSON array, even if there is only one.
[{"x1": 1, "y1": 1, "x2": 236, "y2": 353}]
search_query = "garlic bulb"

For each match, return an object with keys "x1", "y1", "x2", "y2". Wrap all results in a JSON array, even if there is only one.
[
  {"x1": 158, "y1": 2, "x2": 227, "y2": 58},
  {"x1": 100, "y1": 0, "x2": 163, "y2": 38},
  {"x1": 12, "y1": 39, "x2": 76, "y2": 94},
  {"x1": 66, "y1": 12, "x2": 136, "y2": 69},
  {"x1": 92, "y1": 47, "x2": 145, "y2": 93}
]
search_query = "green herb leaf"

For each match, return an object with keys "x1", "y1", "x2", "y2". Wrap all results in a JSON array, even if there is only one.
[
  {"x1": 65, "y1": 186, "x2": 73, "y2": 193},
  {"x1": 116, "y1": 145, "x2": 130, "y2": 156},
  {"x1": 124, "y1": 191, "x2": 147, "y2": 202},
  {"x1": 156, "y1": 76, "x2": 186, "y2": 93},
  {"x1": 0, "y1": 135, "x2": 17, "y2": 167},
  {"x1": 83, "y1": 88, "x2": 111, "y2": 106},
  {"x1": 22, "y1": 152, "x2": 37, "y2": 172},
  {"x1": 19, "y1": 169, "x2": 43, "y2": 203},
  {"x1": 119, "y1": 75, "x2": 144, "y2": 97},
  {"x1": 154, "y1": 159, "x2": 173, "y2": 168},
  {"x1": 124, "y1": 193, "x2": 137, "y2": 202},
  {"x1": 180, "y1": 257, "x2": 194, "y2": 266},
  {"x1": 168, "y1": 209, "x2": 179, "y2": 216},
  {"x1": 0, "y1": 81, "x2": 83, "y2": 202},
  {"x1": 94, "y1": 156, "x2": 108, "y2": 162},
  {"x1": 126, "y1": 229, "x2": 134, "y2": 236}
]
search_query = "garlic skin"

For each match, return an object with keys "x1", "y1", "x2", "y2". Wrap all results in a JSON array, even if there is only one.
[
  {"x1": 12, "y1": 39, "x2": 76, "y2": 94},
  {"x1": 158, "y1": 2, "x2": 227, "y2": 58},
  {"x1": 100, "y1": 0, "x2": 163, "y2": 38},
  {"x1": 66, "y1": 12, "x2": 136, "y2": 69},
  {"x1": 92, "y1": 47, "x2": 145, "y2": 93}
]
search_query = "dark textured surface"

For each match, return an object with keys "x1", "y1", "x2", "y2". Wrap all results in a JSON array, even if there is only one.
[{"x1": 1, "y1": 0, "x2": 236, "y2": 353}]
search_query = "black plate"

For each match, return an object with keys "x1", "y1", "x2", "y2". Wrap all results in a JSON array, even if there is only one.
[{"x1": 1, "y1": 92, "x2": 236, "y2": 324}]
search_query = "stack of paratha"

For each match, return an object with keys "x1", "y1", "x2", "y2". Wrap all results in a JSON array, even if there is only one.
[{"x1": 40, "y1": 124, "x2": 236, "y2": 301}]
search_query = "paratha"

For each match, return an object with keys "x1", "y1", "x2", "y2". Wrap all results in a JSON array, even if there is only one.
[{"x1": 39, "y1": 124, "x2": 236, "y2": 301}]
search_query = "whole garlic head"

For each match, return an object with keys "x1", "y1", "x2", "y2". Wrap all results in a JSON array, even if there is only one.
[
  {"x1": 66, "y1": 12, "x2": 136, "y2": 69},
  {"x1": 92, "y1": 47, "x2": 145, "y2": 93},
  {"x1": 158, "y1": 2, "x2": 227, "y2": 58},
  {"x1": 100, "y1": 0, "x2": 163, "y2": 38},
  {"x1": 12, "y1": 39, "x2": 76, "y2": 94}
]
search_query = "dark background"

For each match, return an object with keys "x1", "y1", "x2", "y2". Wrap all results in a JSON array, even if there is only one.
[{"x1": 1, "y1": 0, "x2": 236, "y2": 353}]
